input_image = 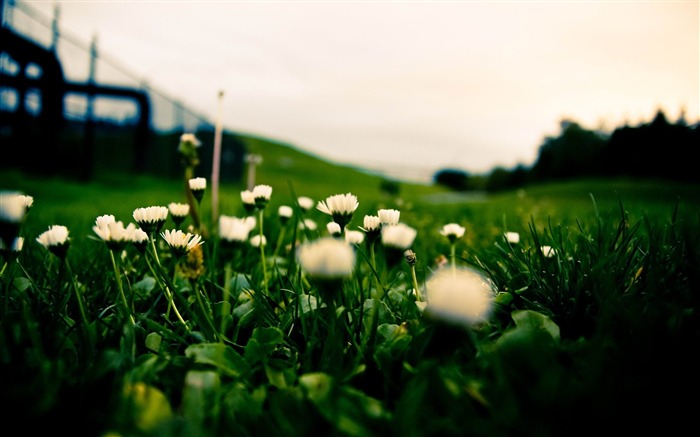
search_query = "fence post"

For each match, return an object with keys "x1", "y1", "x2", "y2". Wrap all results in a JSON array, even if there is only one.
[{"x1": 211, "y1": 90, "x2": 224, "y2": 221}]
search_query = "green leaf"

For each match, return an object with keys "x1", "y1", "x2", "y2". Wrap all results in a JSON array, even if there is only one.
[
  {"x1": 245, "y1": 326, "x2": 285, "y2": 365},
  {"x1": 145, "y1": 332, "x2": 161, "y2": 353},
  {"x1": 122, "y1": 381, "x2": 173, "y2": 432},
  {"x1": 298, "y1": 293, "x2": 320, "y2": 314},
  {"x1": 185, "y1": 343, "x2": 250, "y2": 378},
  {"x1": 12, "y1": 276, "x2": 31, "y2": 292},
  {"x1": 361, "y1": 298, "x2": 393, "y2": 337},
  {"x1": 511, "y1": 309, "x2": 560, "y2": 342},
  {"x1": 133, "y1": 276, "x2": 156, "y2": 295},
  {"x1": 181, "y1": 370, "x2": 221, "y2": 425},
  {"x1": 299, "y1": 372, "x2": 390, "y2": 436},
  {"x1": 495, "y1": 291, "x2": 514, "y2": 305},
  {"x1": 229, "y1": 273, "x2": 251, "y2": 296}
]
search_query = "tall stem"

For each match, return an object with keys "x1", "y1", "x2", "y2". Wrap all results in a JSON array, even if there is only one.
[
  {"x1": 258, "y1": 209, "x2": 269, "y2": 294},
  {"x1": 109, "y1": 250, "x2": 136, "y2": 326}
]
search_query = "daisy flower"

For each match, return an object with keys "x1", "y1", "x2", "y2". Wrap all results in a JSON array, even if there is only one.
[
  {"x1": 326, "y1": 222, "x2": 342, "y2": 238},
  {"x1": 0, "y1": 236, "x2": 24, "y2": 262},
  {"x1": 179, "y1": 132, "x2": 201, "y2": 148},
  {"x1": 440, "y1": 223, "x2": 466, "y2": 244},
  {"x1": 169, "y1": 202, "x2": 190, "y2": 227},
  {"x1": 241, "y1": 190, "x2": 256, "y2": 214},
  {"x1": 505, "y1": 231, "x2": 520, "y2": 244},
  {"x1": 133, "y1": 206, "x2": 168, "y2": 236},
  {"x1": 219, "y1": 215, "x2": 251, "y2": 244},
  {"x1": 250, "y1": 234, "x2": 267, "y2": 248},
  {"x1": 345, "y1": 229, "x2": 365, "y2": 245},
  {"x1": 381, "y1": 223, "x2": 417, "y2": 250},
  {"x1": 125, "y1": 224, "x2": 149, "y2": 253},
  {"x1": 378, "y1": 209, "x2": 400, "y2": 226},
  {"x1": 278, "y1": 205, "x2": 293, "y2": 225},
  {"x1": 252, "y1": 184, "x2": 273, "y2": 210},
  {"x1": 36, "y1": 225, "x2": 70, "y2": 259},
  {"x1": 316, "y1": 193, "x2": 359, "y2": 231},
  {"x1": 93, "y1": 215, "x2": 129, "y2": 251},
  {"x1": 297, "y1": 237, "x2": 355, "y2": 280},
  {"x1": 299, "y1": 218, "x2": 318, "y2": 232},
  {"x1": 424, "y1": 266, "x2": 495, "y2": 327},
  {"x1": 161, "y1": 229, "x2": 203, "y2": 258},
  {"x1": 297, "y1": 196, "x2": 314, "y2": 212},
  {"x1": 540, "y1": 245, "x2": 557, "y2": 258},
  {"x1": 0, "y1": 192, "x2": 32, "y2": 247},
  {"x1": 188, "y1": 178, "x2": 207, "y2": 203}
]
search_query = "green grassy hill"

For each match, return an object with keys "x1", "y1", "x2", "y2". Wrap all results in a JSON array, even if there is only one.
[{"x1": 2, "y1": 131, "x2": 699, "y2": 251}]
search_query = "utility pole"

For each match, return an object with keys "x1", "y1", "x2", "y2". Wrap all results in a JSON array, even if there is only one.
[
  {"x1": 211, "y1": 90, "x2": 224, "y2": 220},
  {"x1": 245, "y1": 153, "x2": 263, "y2": 190}
]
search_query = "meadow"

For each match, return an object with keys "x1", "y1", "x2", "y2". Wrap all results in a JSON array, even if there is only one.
[{"x1": 1, "y1": 141, "x2": 699, "y2": 436}]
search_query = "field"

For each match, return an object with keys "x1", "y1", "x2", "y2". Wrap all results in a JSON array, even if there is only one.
[{"x1": 1, "y1": 153, "x2": 699, "y2": 436}]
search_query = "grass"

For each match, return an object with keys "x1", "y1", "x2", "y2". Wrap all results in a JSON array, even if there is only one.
[{"x1": 2, "y1": 156, "x2": 700, "y2": 436}]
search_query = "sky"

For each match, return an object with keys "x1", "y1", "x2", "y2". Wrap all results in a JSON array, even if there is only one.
[{"x1": 13, "y1": 0, "x2": 700, "y2": 183}]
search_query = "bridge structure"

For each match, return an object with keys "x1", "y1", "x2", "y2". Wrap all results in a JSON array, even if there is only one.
[{"x1": 0, "y1": 0, "x2": 244, "y2": 182}]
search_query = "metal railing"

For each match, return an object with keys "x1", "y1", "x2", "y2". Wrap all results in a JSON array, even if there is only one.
[
  {"x1": 2, "y1": 0, "x2": 213, "y2": 133},
  {"x1": 1, "y1": 0, "x2": 245, "y2": 182}
]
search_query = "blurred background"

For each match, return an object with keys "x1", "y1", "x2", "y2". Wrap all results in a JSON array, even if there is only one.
[{"x1": 1, "y1": 0, "x2": 698, "y2": 191}]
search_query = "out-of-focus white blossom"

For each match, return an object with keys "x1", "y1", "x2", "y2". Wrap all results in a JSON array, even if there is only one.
[
  {"x1": 378, "y1": 209, "x2": 400, "y2": 226},
  {"x1": 297, "y1": 237, "x2": 355, "y2": 279},
  {"x1": 424, "y1": 266, "x2": 495, "y2": 327},
  {"x1": 381, "y1": 223, "x2": 417, "y2": 250}
]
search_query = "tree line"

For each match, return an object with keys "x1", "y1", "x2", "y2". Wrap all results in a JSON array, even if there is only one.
[{"x1": 433, "y1": 109, "x2": 699, "y2": 192}]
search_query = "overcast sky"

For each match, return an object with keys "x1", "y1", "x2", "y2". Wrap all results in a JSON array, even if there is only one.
[{"x1": 15, "y1": 0, "x2": 700, "y2": 182}]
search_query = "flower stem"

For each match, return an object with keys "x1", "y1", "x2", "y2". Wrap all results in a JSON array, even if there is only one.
[
  {"x1": 410, "y1": 263, "x2": 422, "y2": 301},
  {"x1": 109, "y1": 250, "x2": 136, "y2": 327},
  {"x1": 145, "y1": 247, "x2": 189, "y2": 331},
  {"x1": 258, "y1": 209, "x2": 269, "y2": 294}
]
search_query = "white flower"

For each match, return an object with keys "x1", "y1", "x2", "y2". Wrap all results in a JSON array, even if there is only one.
[
  {"x1": 133, "y1": 206, "x2": 169, "y2": 235},
  {"x1": 241, "y1": 190, "x2": 255, "y2": 207},
  {"x1": 440, "y1": 223, "x2": 466, "y2": 243},
  {"x1": 297, "y1": 237, "x2": 355, "y2": 279},
  {"x1": 278, "y1": 205, "x2": 293, "y2": 219},
  {"x1": 424, "y1": 266, "x2": 495, "y2": 326},
  {"x1": 133, "y1": 206, "x2": 168, "y2": 225},
  {"x1": 12, "y1": 236, "x2": 24, "y2": 252},
  {"x1": 93, "y1": 215, "x2": 129, "y2": 247},
  {"x1": 381, "y1": 223, "x2": 417, "y2": 250},
  {"x1": 378, "y1": 209, "x2": 400, "y2": 226},
  {"x1": 249, "y1": 234, "x2": 267, "y2": 247},
  {"x1": 244, "y1": 216, "x2": 257, "y2": 230},
  {"x1": 361, "y1": 215, "x2": 381, "y2": 232},
  {"x1": 252, "y1": 184, "x2": 272, "y2": 201},
  {"x1": 94, "y1": 214, "x2": 116, "y2": 228},
  {"x1": 0, "y1": 191, "x2": 31, "y2": 223},
  {"x1": 169, "y1": 202, "x2": 190, "y2": 218},
  {"x1": 188, "y1": 177, "x2": 207, "y2": 191},
  {"x1": 326, "y1": 222, "x2": 342, "y2": 236},
  {"x1": 345, "y1": 230, "x2": 365, "y2": 245},
  {"x1": 180, "y1": 132, "x2": 201, "y2": 147},
  {"x1": 316, "y1": 193, "x2": 359, "y2": 230},
  {"x1": 17, "y1": 194, "x2": 33, "y2": 209},
  {"x1": 297, "y1": 196, "x2": 314, "y2": 212},
  {"x1": 540, "y1": 245, "x2": 557, "y2": 258},
  {"x1": 0, "y1": 236, "x2": 24, "y2": 253},
  {"x1": 219, "y1": 215, "x2": 251, "y2": 243},
  {"x1": 505, "y1": 231, "x2": 520, "y2": 244},
  {"x1": 299, "y1": 218, "x2": 318, "y2": 231},
  {"x1": 161, "y1": 229, "x2": 203, "y2": 256},
  {"x1": 125, "y1": 224, "x2": 148, "y2": 245},
  {"x1": 316, "y1": 193, "x2": 359, "y2": 217},
  {"x1": 37, "y1": 225, "x2": 69, "y2": 247}
]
